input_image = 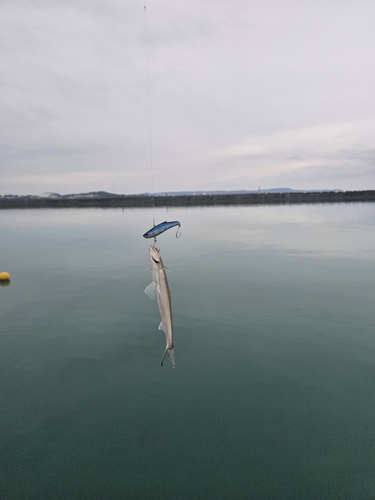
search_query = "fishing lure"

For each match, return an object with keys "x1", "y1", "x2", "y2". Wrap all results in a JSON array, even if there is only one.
[{"x1": 143, "y1": 220, "x2": 181, "y2": 239}]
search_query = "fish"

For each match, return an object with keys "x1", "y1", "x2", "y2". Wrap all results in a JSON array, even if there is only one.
[
  {"x1": 143, "y1": 220, "x2": 181, "y2": 239},
  {"x1": 145, "y1": 245, "x2": 175, "y2": 368}
]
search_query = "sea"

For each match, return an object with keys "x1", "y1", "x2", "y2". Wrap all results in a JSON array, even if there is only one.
[{"x1": 0, "y1": 202, "x2": 374, "y2": 499}]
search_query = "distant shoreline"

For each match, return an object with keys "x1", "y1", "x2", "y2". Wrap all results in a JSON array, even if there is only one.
[{"x1": 1, "y1": 190, "x2": 375, "y2": 209}]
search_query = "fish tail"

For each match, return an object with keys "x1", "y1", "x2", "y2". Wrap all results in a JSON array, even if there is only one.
[{"x1": 161, "y1": 346, "x2": 175, "y2": 368}]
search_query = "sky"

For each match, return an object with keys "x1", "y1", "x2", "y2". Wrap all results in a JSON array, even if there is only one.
[{"x1": 1, "y1": 0, "x2": 375, "y2": 196}]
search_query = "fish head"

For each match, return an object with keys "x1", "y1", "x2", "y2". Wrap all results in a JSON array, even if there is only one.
[{"x1": 149, "y1": 245, "x2": 162, "y2": 264}]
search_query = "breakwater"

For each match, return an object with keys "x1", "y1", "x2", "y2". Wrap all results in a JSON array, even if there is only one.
[{"x1": 1, "y1": 190, "x2": 375, "y2": 209}]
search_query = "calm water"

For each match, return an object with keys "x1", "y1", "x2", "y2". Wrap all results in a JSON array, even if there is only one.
[{"x1": 1, "y1": 203, "x2": 375, "y2": 499}]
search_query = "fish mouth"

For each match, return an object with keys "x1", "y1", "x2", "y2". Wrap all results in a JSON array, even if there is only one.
[{"x1": 149, "y1": 246, "x2": 161, "y2": 263}]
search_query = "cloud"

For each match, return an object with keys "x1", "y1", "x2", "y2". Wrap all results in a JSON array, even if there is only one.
[
  {"x1": 203, "y1": 119, "x2": 375, "y2": 160},
  {"x1": 1, "y1": 0, "x2": 375, "y2": 194},
  {"x1": 196, "y1": 119, "x2": 375, "y2": 189}
]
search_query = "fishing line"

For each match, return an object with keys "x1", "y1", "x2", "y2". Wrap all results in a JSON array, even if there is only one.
[
  {"x1": 141, "y1": 3, "x2": 181, "y2": 244},
  {"x1": 143, "y1": 1, "x2": 155, "y2": 227}
]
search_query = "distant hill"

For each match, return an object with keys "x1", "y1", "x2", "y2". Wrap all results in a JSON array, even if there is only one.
[
  {"x1": 43, "y1": 191, "x2": 122, "y2": 199},
  {"x1": 1, "y1": 189, "x2": 374, "y2": 209},
  {"x1": 1, "y1": 188, "x2": 344, "y2": 200},
  {"x1": 141, "y1": 188, "x2": 343, "y2": 197}
]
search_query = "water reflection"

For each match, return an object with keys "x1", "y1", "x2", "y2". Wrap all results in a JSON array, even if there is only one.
[{"x1": 0, "y1": 204, "x2": 374, "y2": 499}]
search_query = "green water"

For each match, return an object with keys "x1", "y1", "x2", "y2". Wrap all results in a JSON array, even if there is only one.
[{"x1": 1, "y1": 204, "x2": 374, "y2": 499}]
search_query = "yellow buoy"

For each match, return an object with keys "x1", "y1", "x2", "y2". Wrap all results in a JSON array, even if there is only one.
[{"x1": 0, "y1": 271, "x2": 11, "y2": 281}]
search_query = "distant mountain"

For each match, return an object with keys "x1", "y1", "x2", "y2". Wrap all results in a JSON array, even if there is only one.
[
  {"x1": 43, "y1": 191, "x2": 122, "y2": 199},
  {"x1": 1, "y1": 188, "x2": 344, "y2": 199},
  {"x1": 150, "y1": 188, "x2": 343, "y2": 196}
]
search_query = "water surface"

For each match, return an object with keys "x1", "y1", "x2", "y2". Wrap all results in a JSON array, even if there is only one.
[{"x1": 1, "y1": 204, "x2": 375, "y2": 499}]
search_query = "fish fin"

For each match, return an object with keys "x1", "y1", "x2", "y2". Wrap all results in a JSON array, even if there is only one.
[
  {"x1": 158, "y1": 321, "x2": 165, "y2": 332},
  {"x1": 161, "y1": 347, "x2": 175, "y2": 368},
  {"x1": 144, "y1": 283, "x2": 156, "y2": 299}
]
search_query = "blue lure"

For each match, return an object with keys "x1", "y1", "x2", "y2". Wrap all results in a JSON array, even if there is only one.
[{"x1": 143, "y1": 220, "x2": 181, "y2": 239}]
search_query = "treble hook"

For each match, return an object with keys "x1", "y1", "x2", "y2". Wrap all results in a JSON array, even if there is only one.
[{"x1": 175, "y1": 224, "x2": 181, "y2": 238}]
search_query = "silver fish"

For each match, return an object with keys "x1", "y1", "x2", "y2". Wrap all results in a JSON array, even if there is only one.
[{"x1": 145, "y1": 246, "x2": 175, "y2": 368}]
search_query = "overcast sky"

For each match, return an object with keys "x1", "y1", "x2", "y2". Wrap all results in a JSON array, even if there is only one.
[{"x1": 1, "y1": 0, "x2": 375, "y2": 195}]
